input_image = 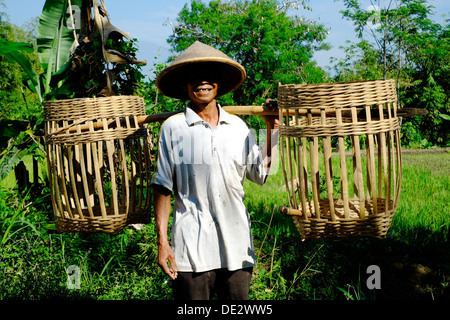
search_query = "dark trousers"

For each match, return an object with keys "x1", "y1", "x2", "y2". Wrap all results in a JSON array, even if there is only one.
[{"x1": 173, "y1": 267, "x2": 253, "y2": 300}]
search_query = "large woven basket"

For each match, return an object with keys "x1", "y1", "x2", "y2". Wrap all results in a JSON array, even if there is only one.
[
  {"x1": 278, "y1": 79, "x2": 402, "y2": 240},
  {"x1": 44, "y1": 96, "x2": 153, "y2": 233}
]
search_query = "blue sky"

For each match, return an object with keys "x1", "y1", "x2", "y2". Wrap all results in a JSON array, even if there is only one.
[{"x1": 3, "y1": 0, "x2": 449, "y2": 78}]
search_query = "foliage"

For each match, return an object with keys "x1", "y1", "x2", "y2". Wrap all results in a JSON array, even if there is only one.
[
  {"x1": 0, "y1": 39, "x2": 40, "y2": 96},
  {"x1": 35, "y1": 0, "x2": 82, "y2": 99},
  {"x1": 167, "y1": 0, "x2": 330, "y2": 107},
  {"x1": 34, "y1": 0, "x2": 146, "y2": 100},
  {"x1": 335, "y1": 0, "x2": 449, "y2": 147},
  {"x1": 1, "y1": 151, "x2": 449, "y2": 300},
  {"x1": 0, "y1": 186, "x2": 172, "y2": 300},
  {"x1": 0, "y1": 119, "x2": 35, "y2": 177},
  {"x1": 0, "y1": 0, "x2": 148, "y2": 195},
  {"x1": 400, "y1": 21, "x2": 450, "y2": 147},
  {"x1": 0, "y1": 2, "x2": 46, "y2": 193},
  {"x1": 0, "y1": 8, "x2": 42, "y2": 120},
  {"x1": 0, "y1": 0, "x2": 146, "y2": 103},
  {"x1": 331, "y1": 39, "x2": 387, "y2": 82}
]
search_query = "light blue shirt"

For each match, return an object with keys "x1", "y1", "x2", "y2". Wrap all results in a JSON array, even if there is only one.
[{"x1": 152, "y1": 103, "x2": 266, "y2": 272}]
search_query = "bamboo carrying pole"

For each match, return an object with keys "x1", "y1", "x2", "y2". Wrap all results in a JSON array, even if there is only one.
[{"x1": 54, "y1": 105, "x2": 426, "y2": 135}]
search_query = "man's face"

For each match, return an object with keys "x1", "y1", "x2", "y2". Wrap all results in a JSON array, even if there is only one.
[
  {"x1": 186, "y1": 80, "x2": 220, "y2": 105},
  {"x1": 184, "y1": 69, "x2": 221, "y2": 105}
]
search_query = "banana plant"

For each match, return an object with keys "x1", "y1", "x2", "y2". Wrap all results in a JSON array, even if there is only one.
[
  {"x1": 0, "y1": 39, "x2": 43, "y2": 102},
  {"x1": 0, "y1": 39, "x2": 43, "y2": 187},
  {"x1": 36, "y1": 0, "x2": 83, "y2": 97},
  {"x1": 0, "y1": 0, "x2": 146, "y2": 189},
  {"x1": 2, "y1": 0, "x2": 146, "y2": 101},
  {"x1": 35, "y1": 0, "x2": 146, "y2": 99},
  {"x1": 0, "y1": 0, "x2": 84, "y2": 101}
]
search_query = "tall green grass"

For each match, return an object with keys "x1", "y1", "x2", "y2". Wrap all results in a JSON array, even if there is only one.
[{"x1": 392, "y1": 152, "x2": 450, "y2": 244}]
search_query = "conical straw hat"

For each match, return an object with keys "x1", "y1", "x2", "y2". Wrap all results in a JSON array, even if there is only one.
[{"x1": 156, "y1": 41, "x2": 246, "y2": 100}]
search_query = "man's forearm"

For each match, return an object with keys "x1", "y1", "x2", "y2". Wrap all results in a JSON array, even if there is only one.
[
  {"x1": 153, "y1": 185, "x2": 172, "y2": 245},
  {"x1": 153, "y1": 184, "x2": 178, "y2": 280}
]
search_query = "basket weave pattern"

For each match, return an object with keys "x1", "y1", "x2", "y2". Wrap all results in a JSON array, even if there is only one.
[
  {"x1": 278, "y1": 80, "x2": 402, "y2": 240},
  {"x1": 44, "y1": 96, "x2": 153, "y2": 233}
]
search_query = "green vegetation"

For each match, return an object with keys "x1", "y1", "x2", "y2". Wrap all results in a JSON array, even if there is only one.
[
  {"x1": 335, "y1": 0, "x2": 450, "y2": 148},
  {"x1": 393, "y1": 151, "x2": 450, "y2": 244},
  {"x1": 0, "y1": 0, "x2": 449, "y2": 301},
  {"x1": 0, "y1": 151, "x2": 448, "y2": 300}
]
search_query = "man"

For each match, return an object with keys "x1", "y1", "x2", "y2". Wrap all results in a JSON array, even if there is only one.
[{"x1": 152, "y1": 41, "x2": 279, "y2": 300}]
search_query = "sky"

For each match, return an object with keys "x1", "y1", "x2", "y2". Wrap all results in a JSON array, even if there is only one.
[{"x1": 2, "y1": 0, "x2": 449, "y2": 78}]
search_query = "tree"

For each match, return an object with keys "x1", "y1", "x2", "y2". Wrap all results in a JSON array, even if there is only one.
[
  {"x1": 166, "y1": 0, "x2": 330, "y2": 107},
  {"x1": 331, "y1": 40, "x2": 386, "y2": 82},
  {"x1": 0, "y1": 1, "x2": 42, "y2": 120},
  {"x1": 400, "y1": 19, "x2": 449, "y2": 147},
  {"x1": 336, "y1": 0, "x2": 449, "y2": 147},
  {"x1": 339, "y1": 0, "x2": 437, "y2": 79}
]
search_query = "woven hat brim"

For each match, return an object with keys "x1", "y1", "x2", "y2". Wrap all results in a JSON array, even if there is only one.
[{"x1": 156, "y1": 57, "x2": 246, "y2": 100}]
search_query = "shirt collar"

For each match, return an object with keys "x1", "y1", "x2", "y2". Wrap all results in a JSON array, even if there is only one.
[{"x1": 185, "y1": 102, "x2": 233, "y2": 127}]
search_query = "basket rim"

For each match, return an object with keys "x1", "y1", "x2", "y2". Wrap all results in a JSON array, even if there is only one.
[
  {"x1": 278, "y1": 78, "x2": 395, "y2": 89},
  {"x1": 43, "y1": 95, "x2": 144, "y2": 105}
]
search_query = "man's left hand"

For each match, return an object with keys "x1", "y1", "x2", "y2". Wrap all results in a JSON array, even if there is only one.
[{"x1": 261, "y1": 99, "x2": 279, "y2": 129}]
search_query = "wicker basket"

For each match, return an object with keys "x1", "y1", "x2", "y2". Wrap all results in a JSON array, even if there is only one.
[
  {"x1": 278, "y1": 79, "x2": 402, "y2": 240},
  {"x1": 44, "y1": 96, "x2": 153, "y2": 233}
]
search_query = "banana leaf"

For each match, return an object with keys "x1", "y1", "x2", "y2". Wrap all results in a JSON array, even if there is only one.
[
  {"x1": 37, "y1": 0, "x2": 82, "y2": 93},
  {"x1": 0, "y1": 39, "x2": 42, "y2": 101},
  {"x1": 0, "y1": 147, "x2": 29, "y2": 182},
  {"x1": 0, "y1": 39, "x2": 34, "y2": 55},
  {"x1": 0, "y1": 119, "x2": 30, "y2": 150}
]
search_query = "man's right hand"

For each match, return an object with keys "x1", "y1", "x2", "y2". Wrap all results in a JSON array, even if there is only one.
[
  {"x1": 158, "y1": 241, "x2": 178, "y2": 280},
  {"x1": 153, "y1": 184, "x2": 178, "y2": 280}
]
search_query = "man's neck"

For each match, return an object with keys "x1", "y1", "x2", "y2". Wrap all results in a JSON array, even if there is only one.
[{"x1": 191, "y1": 100, "x2": 219, "y2": 129}]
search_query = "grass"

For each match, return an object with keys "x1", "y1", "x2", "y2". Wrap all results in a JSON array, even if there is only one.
[
  {"x1": 0, "y1": 150, "x2": 449, "y2": 300},
  {"x1": 393, "y1": 151, "x2": 450, "y2": 243}
]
